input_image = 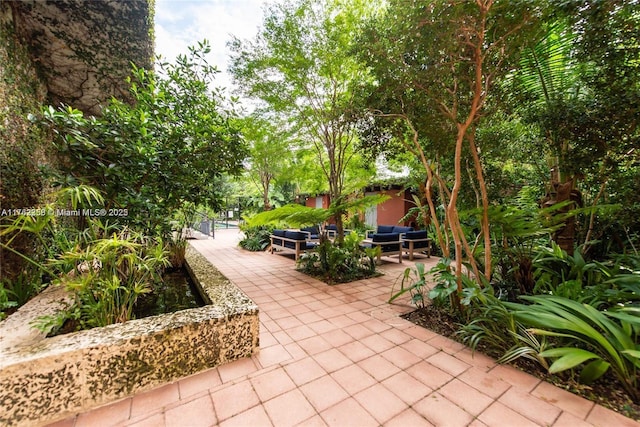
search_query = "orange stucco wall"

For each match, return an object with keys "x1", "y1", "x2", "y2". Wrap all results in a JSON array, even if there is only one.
[
  {"x1": 305, "y1": 195, "x2": 330, "y2": 209},
  {"x1": 377, "y1": 189, "x2": 411, "y2": 226}
]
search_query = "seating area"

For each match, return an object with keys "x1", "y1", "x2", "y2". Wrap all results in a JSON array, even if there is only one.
[
  {"x1": 363, "y1": 225, "x2": 432, "y2": 263},
  {"x1": 402, "y1": 230, "x2": 431, "y2": 260},
  {"x1": 361, "y1": 232, "x2": 404, "y2": 263},
  {"x1": 270, "y1": 229, "x2": 318, "y2": 260},
  {"x1": 269, "y1": 225, "x2": 347, "y2": 261},
  {"x1": 271, "y1": 224, "x2": 431, "y2": 263}
]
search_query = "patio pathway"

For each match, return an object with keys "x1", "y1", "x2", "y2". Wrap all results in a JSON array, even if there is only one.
[{"x1": 50, "y1": 229, "x2": 639, "y2": 427}]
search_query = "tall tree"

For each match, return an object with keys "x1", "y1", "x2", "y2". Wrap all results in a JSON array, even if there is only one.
[
  {"x1": 43, "y1": 41, "x2": 247, "y2": 235},
  {"x1": 511, "y1": 1, "x2": 640, "y2": 252},
  {"x1": 358, "y1": 0, "x2": 542, "y2": 289},
  {"x1": 240, "y1": 114, "x2": 291, "y2": 211},
  {"x1": 229, "y1": 0, "x2": 372, "y2": 239}
]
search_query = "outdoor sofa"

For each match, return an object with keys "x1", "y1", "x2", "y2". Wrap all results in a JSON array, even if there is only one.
[
  {"x1": 363, "y1": 225, "x2": 431, "y2": 263},
  {"x1": 361, "y1": 225, "x2": 413, "y2": 264},
  {"x1": 270, "y1": 229, "x2": 318, "y2": 260}
]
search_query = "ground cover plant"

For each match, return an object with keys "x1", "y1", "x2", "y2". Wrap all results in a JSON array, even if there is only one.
[
  {"x1": 238, "y1": 224, "x2": 274, "y2": 252},
  {"x1": 395, "y1": 245, "x2": 640, "y2": 419},
  {"x1": 297, "y1": 232, "x2": 380, "y2": 285}
]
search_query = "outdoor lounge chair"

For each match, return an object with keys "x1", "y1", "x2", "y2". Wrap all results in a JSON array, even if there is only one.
[
  {"x1": 270, "y1": 229, "x2": 318, "y2": 260},
  {"x1": 402, "y1": 230, "x2": 431, "y2": 260},
  {"x1": 361, "y1": 232, "x2": 403, "y2": 263}
]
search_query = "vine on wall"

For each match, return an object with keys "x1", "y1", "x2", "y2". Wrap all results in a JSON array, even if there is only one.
[{"x1": 0, "y1": 6, "x2": 50, "y2": 280}]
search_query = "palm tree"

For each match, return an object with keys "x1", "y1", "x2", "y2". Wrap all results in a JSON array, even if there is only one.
[{"x1": 513, "y1": 20, "x2": 586, "y2": 252}]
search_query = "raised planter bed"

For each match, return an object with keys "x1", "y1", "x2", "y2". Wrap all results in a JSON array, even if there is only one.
[{"x1": 0, "y1": 244, "x2": 259, "y2": 427}]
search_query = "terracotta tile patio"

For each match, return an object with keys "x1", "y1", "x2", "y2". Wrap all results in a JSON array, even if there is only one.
[{"x1": 51, "y1": 229, "x2": 639, "y2": 427}]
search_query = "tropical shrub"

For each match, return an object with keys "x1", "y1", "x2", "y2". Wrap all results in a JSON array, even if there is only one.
[
  {"x1": 389, "y1": 262, "x2": 430, "y2": 309},
  {"x1": 389, "y1": 258, "x2": 480, "y2": 314},
  {"x1": 239, "y1": 224, "x2": 274, "y2": 251},
  {"x1": 0, "y1": 185, "x2": 107, "y2": 315},
  {"x1": 532, "y1": 243, "x2": 640, "y2": 308},
  {"x1": 505, "y1": 295, "x2": 640, "y2": 402},
  {"x1": 0, "y1": 284, "x2": 17, "y2": 321},
  {"x1": 49, "y1": 229, "x2": 170, "y2": 331},
  {"x1": 457, "y1": 293, "x2": 552, "y2": 369},
  {"x1": 41, "y1": 41, "x2": 248, "y2": 239},
  {"x1": 0, "y1": 269, "x2": 43, "y2": 307},
  {"x1": 297, "y1": 233, "x2": 378, "y2": 284}
]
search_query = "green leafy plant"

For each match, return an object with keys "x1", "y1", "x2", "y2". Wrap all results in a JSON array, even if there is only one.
[
  {"x1": 505, "y1": 295, "x2": 640, "y2": 402},
  {"x1": 457, "y1": 293, "x2": 520, "y2": 355},
  {"x1": 238, "y1": 224, "x2": 274, "y2": 251},
  {"x1": 389, "y1": 258, "x2": 480, "y2": 312},
  {"x1": 1, "y1": 269, "x2": 43, "y2": 307},
  {"x1": 534, "y1": 242, "x2": 609, "y2": 292},
  {"x1": 50, "y1": 229, "x2": 170, "y2": 330},
  {"x1": 297, "y1": 233, "x2": 377, "y2": 285},
  {"x1": 0, "y1": 185, "x2": 107, "y2": 299},
  {"x1": 41, "y1": 41, "x2": 248, "y2": 239},
  {"x1": 389, "y1": 262, "x2": 430, "y2": 309},
  {"x1": 532, "y1": 243, "x2": 640, "y2": 308},
  {"x1": 0, "y1": 284, "x2": 18, "y2": 320}
]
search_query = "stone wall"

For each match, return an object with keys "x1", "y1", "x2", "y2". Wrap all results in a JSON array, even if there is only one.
[
  {"x1": 0, "y1": 0, "x2": 153, "y2": 279},
  {"x1": 0, "y1": 3, "x2": 49, "y2": 278},
  {"x1": 0, "y1": 244, "x2": 260, "y2": 427},
  {"x1": 7, "y1": 0, "x2": 153, "y2": 114}
]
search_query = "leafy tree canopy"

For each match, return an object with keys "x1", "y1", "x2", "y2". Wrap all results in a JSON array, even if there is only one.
[{"x1": 42, "y1": 41, "x2": 248, "y2": 235}]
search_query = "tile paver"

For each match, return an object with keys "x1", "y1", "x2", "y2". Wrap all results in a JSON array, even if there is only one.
[
  {"x1": 249, "y1": 368, "x2": 297, "y2": 402},
  {"x1": 210, "y1": 381, "x2": 260, "y2": 422},
  {"x1": 477, "y1": 401, "x2": 541, "y2": 427},
  {"x1": 353, "y1": 383, "x2": 407, "y2": 424},
  {"x1": 164, "y1": 394, "x2": 216, "y2": 427},
  {"x1": 263, "y1": 389, "x2": 316, "y2": 427},
  {"x1": 319, "y1": 397, "x2": 378, "y2": 427},
  {"x1": 130, "y1": 383, "x2": 179, "y2": 419},
  {"x1": 49, "y1": 229, "x2": 640, "y2": 427},
  {"x1": 413, "y1": 392, "x2": 475, "y2": 427},
  {"x1": 438, "y1": 378, "x2": 494, "y2": 416},
  {"x1": 299, "y1": 375, "x2": 349, "y2": 412}
]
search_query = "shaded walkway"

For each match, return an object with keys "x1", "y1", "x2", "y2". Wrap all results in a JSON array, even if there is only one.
[{"x1": 52, "y1": 229, "x2": 639, "y2": 427}]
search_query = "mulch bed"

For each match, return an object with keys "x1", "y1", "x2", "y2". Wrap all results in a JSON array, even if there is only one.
[{"x1": 402, "y1": 303, "x2": 640, "y2": 422}]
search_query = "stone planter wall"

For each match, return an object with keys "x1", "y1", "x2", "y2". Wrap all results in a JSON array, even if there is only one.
[{"x1": 0, "y1": 244, "x2": 259, "y2": 426}]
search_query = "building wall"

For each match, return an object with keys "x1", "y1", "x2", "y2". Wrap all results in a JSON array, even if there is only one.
[
  {"x1": 8, "y1": 0, "x2": 153, "y2": 115},
  {"x1": 376, "y1": 189, "x2": 409, "y2": 226},
  {"x1": 305, "y1": 195, "x2": 330, "y2": 209}
]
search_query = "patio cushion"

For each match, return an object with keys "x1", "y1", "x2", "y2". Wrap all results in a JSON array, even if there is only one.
[
  {"x1": 404, "y1": 230, "x2": 427, "y2": 239},
  {"x1": 372, "y1": 232, "x2": 401, "y2": 252},
  {"x1": 284, "y1": 231, "x2": 308, "y2": 249},
  {"x1": 272, "y1": 229, "x2": 286, "y2": 246},
  {"x1": 392, "y1": 226, "x2": 414, "y2": 234},
  {"x1": 284, "y1": 231, "x2": 307, "y2": 240},
  {"x1": 301, "y1": 226, "x2": 319, "y2": 240},
  {"x1": 402, "y1": 230, "x2": 429, "y2": 248},
  {"x1": 377, "y1": 225, "x2": 395, "y2": 234},
  {"x1": 372, "y1": 232, "x2": 400, "y2": 242}
]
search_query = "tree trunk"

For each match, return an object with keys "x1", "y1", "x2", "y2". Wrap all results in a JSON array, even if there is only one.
[
  {"x1": 467, "y1": 131, "x2": 492, "y2": 283},
  {"x1": 542, "y1": 178, "x2": 583, "y2": 253}
]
